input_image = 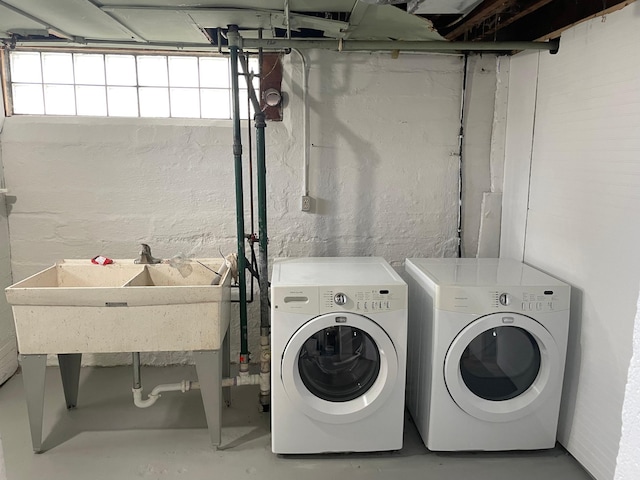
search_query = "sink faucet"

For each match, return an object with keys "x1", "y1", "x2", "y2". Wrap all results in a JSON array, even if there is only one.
[{"x1": 134, "y1": 243, "x2": 162, "y2": 264}]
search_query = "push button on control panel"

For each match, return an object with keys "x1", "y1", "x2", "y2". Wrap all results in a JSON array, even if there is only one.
[{"x1": 343, "y1": 291, "x2": 395, "y2": 312}]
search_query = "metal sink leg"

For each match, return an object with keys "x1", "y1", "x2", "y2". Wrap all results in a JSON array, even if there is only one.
[
  {"x1": 194, "y1": 349, "x2": 223, "y2": 449},
  {"x1": 20, "y1": 354, "x2": 47, "y2": 453},
  {"x1": 58, "y1": 354, "x2": 82, "y2": 409}
]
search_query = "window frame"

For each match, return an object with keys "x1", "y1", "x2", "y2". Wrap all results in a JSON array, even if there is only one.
[{"x1": 0, "y1": 48, "x2": 259, "y2": 120}]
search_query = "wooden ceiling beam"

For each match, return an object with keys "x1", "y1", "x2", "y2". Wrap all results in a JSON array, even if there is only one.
[
  {"x1": 474, "y1": 0, "x2": 555, "y2": 40},
  {"x1": 535, "y1": 0, "x2": 635, "y2": 41},
  {"x1": 444, "y1": 0, "x2": 518, "y2": 40},
  {"x1": 493, "y1": 0, "x2": 631, "y2": 41}
]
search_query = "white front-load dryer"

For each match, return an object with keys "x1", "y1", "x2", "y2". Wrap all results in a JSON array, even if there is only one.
[
  {"x1": 271, "y1": 257, "x2": 407, "y2": 454},
  {"x1": 404, "y1": 258, "x2": 570, "y2": 451}
]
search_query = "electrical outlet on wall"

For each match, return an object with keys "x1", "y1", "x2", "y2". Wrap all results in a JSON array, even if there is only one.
[{"x1": 301, "y1": 196, "x2": 311, "y2": 212}]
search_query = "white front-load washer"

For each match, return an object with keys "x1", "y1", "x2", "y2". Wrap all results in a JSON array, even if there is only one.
[
  {"x1": 271, "y1": 257, "x2": 407, "y2": 454},
  {"x1": 404, "y1": 258, "x2": 570, "y2": 451}
]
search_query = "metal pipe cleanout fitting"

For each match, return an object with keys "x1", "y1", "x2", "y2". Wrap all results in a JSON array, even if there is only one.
[
  {"x1": 229, "y1": 24, "x2": 250, "y2": 366},
  {"x1": 237, "y1": 38, "x2": 560, "y2": 53}
]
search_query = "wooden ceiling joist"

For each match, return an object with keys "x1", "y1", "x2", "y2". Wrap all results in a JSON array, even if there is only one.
[
  {"x1": 474, "y1": 0, "x2": 555, "y2": 40},
  {"x1": 444, "y1": 0, "x2": 518, "y2": 40},
  {"x1": 493, "y1": 0, "x2": 632, "y2": 42},
  {"x1": 418, "y1": 0, "x2": 636, "y2": 45}
]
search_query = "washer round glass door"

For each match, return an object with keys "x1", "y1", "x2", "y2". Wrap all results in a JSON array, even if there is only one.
[
  {"x1": 281, "y1": 312, "x2": 398, "y2": 424},
  {"x1": 444, "y1": 313, "x2": 561, "y2": 423},
  {"x1": 298, "y1": 325, "x2": 380, "y2": 402}
]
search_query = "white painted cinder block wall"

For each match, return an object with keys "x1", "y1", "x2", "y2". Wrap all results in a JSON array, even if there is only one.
[
  {"x1": 501, "y1": 4, "x2": 640, "y2": 480},
  {"x1": 0, "y1": 86, "x2": 18, "y2": 385},
  {"x1": 0, "y1": 51, "x2": 497, "y2": 366}
]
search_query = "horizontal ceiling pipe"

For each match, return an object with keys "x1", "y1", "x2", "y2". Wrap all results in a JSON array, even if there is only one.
[
  {"x1": 237, "y1": 38, "x2": 559, "y2": 52},
  {"x1": 9, "y1": 37, "x2": 559, "y2": 54}
]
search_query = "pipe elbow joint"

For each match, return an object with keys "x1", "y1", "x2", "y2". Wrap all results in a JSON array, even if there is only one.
[{"x1": 132, "y1": 387, "x2": 159, "y2": 408}]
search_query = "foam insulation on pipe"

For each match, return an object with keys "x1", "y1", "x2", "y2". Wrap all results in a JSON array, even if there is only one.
[{"x1": 237, "y1": 38, "x2": 560, "y2": 53}]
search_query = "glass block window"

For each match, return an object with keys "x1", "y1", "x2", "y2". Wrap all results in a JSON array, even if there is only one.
[{"x1": 8, "y1": 51, "x2": 259, "y2": 119}]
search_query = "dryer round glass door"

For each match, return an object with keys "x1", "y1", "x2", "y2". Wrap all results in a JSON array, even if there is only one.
[
  {"x1": 444, "y1": 313, "x2": 561, "y2": 423},
  {"x1": 281, "y1": 312, "x2": 398, "y2": 424},
  {"x1": 460, "y1": 326, "x2": 541, "y2": 401}
]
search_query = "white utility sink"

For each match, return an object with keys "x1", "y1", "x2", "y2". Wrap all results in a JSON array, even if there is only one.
[
  {"x1": 5, "y1": 258, "x2": 233, "y2": 453},
  {"x1": 5, "y1": 259, "x2": 231, "y2": 354}
]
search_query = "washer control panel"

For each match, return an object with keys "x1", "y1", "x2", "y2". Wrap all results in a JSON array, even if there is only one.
[
  {"x1": 272, "y1": 285, "x2": 407, "y2": 314},
  {"x1": 321, "y1": 286, "x2": 405, "y2": 313}
]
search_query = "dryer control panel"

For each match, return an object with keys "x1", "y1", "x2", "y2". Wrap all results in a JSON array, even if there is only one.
[
  {"x1": 272, "y1": 285, "x2": 407, "y2": 314},
  {"x1": 436, "y1": 285, "x2": 570, "y2": 314}
]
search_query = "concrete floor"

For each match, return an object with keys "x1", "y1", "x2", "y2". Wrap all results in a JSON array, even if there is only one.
[{"x1": 0, "y1": 366, "x2": 592, "y2": 480}]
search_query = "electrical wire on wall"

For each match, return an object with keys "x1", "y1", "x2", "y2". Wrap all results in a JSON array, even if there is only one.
[
  {"x1": 456, "y1": 54, "x2": 469, "y2": 258},
  {"x1": 521, "y1": 51, "x2": 541, "y2": 262}
]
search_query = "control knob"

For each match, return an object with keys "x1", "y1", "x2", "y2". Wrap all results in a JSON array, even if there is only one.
[
  {"x1": 334, "y1": 292, "x2": 347, "y2": 306},
  {"x1": 499, "y1": 293, "x2": 511, "y2": 306}
]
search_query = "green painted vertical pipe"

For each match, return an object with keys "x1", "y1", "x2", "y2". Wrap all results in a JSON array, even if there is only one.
[
  {"x1": 236, "y1": 53, "x2": 269, "y2": 333},
  {"x1": 228, "y1": 26, "x2": 249, "y2": 361},
  {"x1": 236, "y1": 51, "x2": 270, "y2": 409},
  {"x1": 255, "y1": 112, "x2": 269, "y2": 331}
]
